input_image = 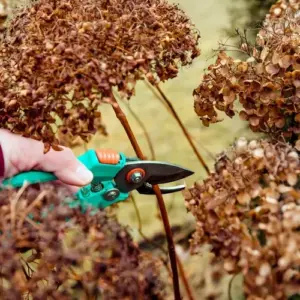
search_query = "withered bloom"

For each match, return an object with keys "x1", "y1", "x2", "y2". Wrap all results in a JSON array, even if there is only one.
[
  {"x1": 266, "y1": 0, "x2": 299, "y2": 21},
  {"x1": 185, "y1": 138, "x2": 300, "y2": 299},
  {"x1": 193, "y1": 1, "x2": 300, "y2": 145},
  {"x1": 0, "y1": 0, "x2": 200, "y2": 149},
  {"x1": 0, "y1": 185, "x2": 166, "y2": 299}
]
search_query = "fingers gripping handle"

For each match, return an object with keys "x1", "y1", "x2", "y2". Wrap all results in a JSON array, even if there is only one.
[
  {"x1": 0, "y1": 149, "x2": 121, "y2": 189},
  {"x1": 0, "y1": 150, "x2": 128, "y2": 210}
]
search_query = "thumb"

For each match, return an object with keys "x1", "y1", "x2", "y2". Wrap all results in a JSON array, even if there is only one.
[
  {"x1": 37, "y1": 147, "x2": 94, "y2": 187},
  {"x1": 0, "y1": 129, "x2": 93, "y2": 187}
]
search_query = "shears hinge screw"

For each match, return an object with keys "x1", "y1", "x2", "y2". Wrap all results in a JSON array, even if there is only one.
[
  {"x1": 126, "y1": 168, "x2": 145, "y2": 184},
  {"x1": 130, "y1": 172, "x2": 143, "y2": 183},
  {"x1": 104, "y1": 189, "x2": 120, "y2": 201}
]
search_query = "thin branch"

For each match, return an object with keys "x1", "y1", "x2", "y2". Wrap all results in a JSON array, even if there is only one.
[
  {"x1": 119, "y1": 95, "x2": 162, "y2": 214},
  {"x1": 131, "y1": 194, "x2": 166, "y2": 253},
  {"x1": 144, "y1": 80, "x2": 170, "y2": 112},
  {"x1": 140, "y1": 82, "x2": 198, "y2": 299},
  {"x1": 130, "y1": 194, "x2": 172, "y2": 277},
  {"x1": 120, "y1": 98, "x2": 156, "y2": 160},
  {"x1": 152, "y1": 184, "x2": 181, "y2": 300},
  {"x1": 17, "y1": 190, "x2": 47, "y2": 231},
  {"x1": 154, "y1": 84, "x2": 210, "y2": 175},
  {"x1": 21, "y1": 264, "x2": 31, "y2": 281},
  {"x1": 176, "y1": 255, "x2": 196, "y2": 300},
  {"x1": 145, "y1": 80, "x2": 215, "y2": 160},
  {"x1": 131, "y1": 172, "x2": 196, "y2": 300},
  {"x1": 10, "y1": 183, "x2": 29, "y2": 231},
  {"x1": 110, "y1": 95, "x2": 145, "y2": 159},
  {"x1": 110, "y1": 93, "x2": 181, "y2": 300}
]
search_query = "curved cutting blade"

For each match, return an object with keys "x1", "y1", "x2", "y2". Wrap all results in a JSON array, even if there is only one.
[{"x1": 114, "y1": 160, "x2": 194, "y2": 193}]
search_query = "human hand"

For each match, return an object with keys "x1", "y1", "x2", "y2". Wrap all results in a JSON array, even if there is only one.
[{"x1": 0, "y1": 129, "x2": 93, "y2": 192}]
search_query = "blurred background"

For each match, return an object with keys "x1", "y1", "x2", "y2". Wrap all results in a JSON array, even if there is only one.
[{"x1": 4, "y1": 0, "x2": 276, "y2": 298}]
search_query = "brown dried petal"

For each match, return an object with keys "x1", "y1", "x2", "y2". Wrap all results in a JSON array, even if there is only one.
[{"x1": 265, "y1": 63, "x2": 280, "y2": 75}]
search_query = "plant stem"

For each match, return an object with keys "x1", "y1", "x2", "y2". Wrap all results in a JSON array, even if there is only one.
[
  {"x1": 152, "y1": 185, "x2": 181, "y2": 300},
  {"x1": 155, "y1": 84, "x2": 210, "y2": 175},
  {"x1": 132, "y1": 193, "x2": 196, "y2": 300},
  {"x1": 176, "y1": 255, "x2": 195, "y2": 300},
  {"x1": 110, "y1": 94, "x2": 181, "y2": 300},
  {"x1": 145, "y1": 79, "x2": 214, "y2": 161},
  {"x1": 120, "y1": 98, "x2": 155, "y2": 160},
  {"x1": 119, "y1": 92, "x2": 197, "y2": 300},
  {"x1": 110, "y1": 98, "x2": 144, "y2": 159},
  {"x1": 131, "y1": 194, "x2": 172, "y2": 277}
]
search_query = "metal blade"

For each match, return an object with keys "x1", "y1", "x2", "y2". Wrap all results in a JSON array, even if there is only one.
[
  {"x1": 129, "y1": 161, "x2": 194, "y2": 185},
  {"x1": 137, "y1": 183, "x2": 186, "y2": 195},
  {"x1": 114, "y1": 160, "x2": 194, "y2": 193}
]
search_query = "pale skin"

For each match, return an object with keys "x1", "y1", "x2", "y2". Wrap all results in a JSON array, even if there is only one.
[{"x1": 0, "y1": 129, "x2": 94, "y2": 193}]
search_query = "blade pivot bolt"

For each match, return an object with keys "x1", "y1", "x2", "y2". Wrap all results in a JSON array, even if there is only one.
[
  {"x1": 130, "y1": 172, "x2": 143, "y2": 183},
  {"x1": 104, "y1": 189, "x2": 120, "y2": 201},
  {"x1": 126, "y1": 168, "x2": 146, "y2": 183}
]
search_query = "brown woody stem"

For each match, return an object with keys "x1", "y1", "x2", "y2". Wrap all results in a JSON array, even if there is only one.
[
  {"x1": 120, "y1": 98, "x2": 155, "y2": 160},
  {"x1": 155, "y1": 84, "x2": 210, "y2": 175},
  {"x1": 110, "y1": 94, "x2": 181, "y2": 300},
  {"x1": 131, "y1": 194, "x2": 172, "y2": 279},
  {"x1": 176, "y1": 255, "x2": 195, "y2": 300},
  {"x1": 125, "y1": 101, "x2": 196, "y2": 300}
]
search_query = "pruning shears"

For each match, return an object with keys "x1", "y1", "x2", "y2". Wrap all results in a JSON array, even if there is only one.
[{"x1": 0, "y1": 149, "x2": 194, "y2": 210}]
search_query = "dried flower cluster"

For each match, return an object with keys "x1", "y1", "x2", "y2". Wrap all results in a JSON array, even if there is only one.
[
  {"x1": 194, "y1": 1, "x2": 299, "y2": 144},
  {"x1": 0, "y1": 0, "x2": 200, "y2": 149},
  {"x1": 266, "y1": 0, "x2": 299, "y2": 21},
  {"x1": 185, "y1": 138, "x2": 300, "y2": 299},
  {"x1": 189, "y1": 1, "x2": 300, "y2": 298},
  {"x1": 0, "y1": 185, "x2": 166, "y2": 299}
]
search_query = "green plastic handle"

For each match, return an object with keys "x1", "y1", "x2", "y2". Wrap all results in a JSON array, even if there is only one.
[
  {"x1": 2, "y1": 170, "x2": 57, "y2": 187},
  {"x1": 1, "y1": 150, "x2": 130, "y2": 209}
]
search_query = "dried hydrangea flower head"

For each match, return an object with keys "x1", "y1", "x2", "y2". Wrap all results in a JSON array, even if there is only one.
[
  {"x1": 185, "y1": 138, "x2": 300, "y2": 299},
  {"x1": 0, "y1": 0, "x2": 200, "y2": 150},
  {"x1": 0, "y1": 185, "x2": 166, "y2": 299},
  {"x1": 193, "y1": 1, "x2": 300, "y2": 145}
]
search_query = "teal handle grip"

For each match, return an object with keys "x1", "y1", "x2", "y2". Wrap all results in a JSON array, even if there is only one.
[
  {"x1": 1, "y1": 150, "x2": 130, "y2": 209},
  {"x1": 2, "y1": 170, "x2": 57, "y2": 187}
]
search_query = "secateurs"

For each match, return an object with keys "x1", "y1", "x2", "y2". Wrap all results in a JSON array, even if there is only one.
[{"x1": 0, "y1": 149, "x2": 194, "y2": 209}]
